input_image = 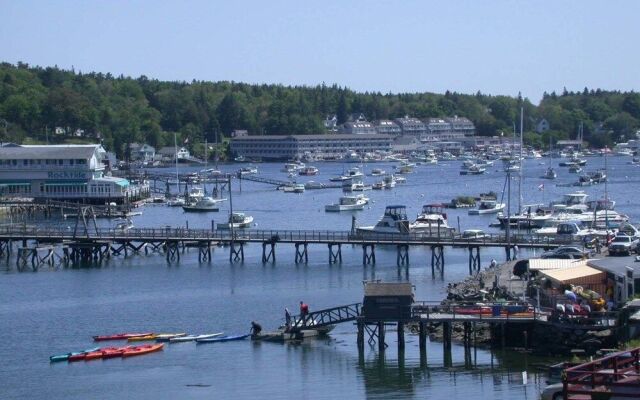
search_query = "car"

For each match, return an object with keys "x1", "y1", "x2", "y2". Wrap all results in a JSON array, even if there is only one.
[
  {"x1": 460, "y1": 229, "x2": 488, "y2": 240},
  {"x1": 541, "y1": 246, "x2": 591, "y2": 259},
  {"x1": 608, "y1": 234, "x2": 639, "y2": 256}
]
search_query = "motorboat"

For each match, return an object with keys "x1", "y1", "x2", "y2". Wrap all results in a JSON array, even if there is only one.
[
  {"x1": 576, "y1": 174, "x2": 593, "y2": 186},
  {"x1": 325, "y1": 195, "x2": 367, "y2": 212},
  {"x1": 534, "y1": 221, "x2": 609, "y2": 240},
  {"x1": 409, "y1": 204, "x2": 455, "y2": 236},
  {"x1": 496, "y1": 204, "x2": 552, "y2": 230},
  {"x1": 372, "y1": 181, "x2": 384, "y2": 190},
  {"x1": 115, "y1": 218, "x2": 134, "y2": 231},
  {"x1": 304, "y1": 181, "x2": 325, "y2": 189},
  {"x1": 541, "y1": 167, "x2": 557, "y2": 179},
  {"x1": 394, "y1": 175, "x2": 406, "y2": 184},
  {"x1": 182, "y1": 196, "x2": 225, "y2": 212},
  {"x1": 282, "y1": 184, "x2": 305, "y2": 193},
  {"x1": 187, "y1": 187, "x2": 205, "y2": 200},
  {"x1": 298, "y1": 166, "x2": 318, "y2": 176},
  {"x1": 468, "y1": 198, "x2": 506, "y2": 215},
  {"x1": 239, "y1": 166, "x2": 258, "y2": 175},
  {"x1": 588, "y1": 170, "x2": 607, "y2": 183},
  {"x1": 234, "y1": 155, "x2": 246, "y2": 162},
  {"x1": 329, "y1": 175, "x2": 351, "y2": 182},
  {"x1": 383, "y1": 174, "x2": 396, "y2": 189},
  {"x1": 217, "y1": 212, "x2": 254, "y2": 229},
  {"x1": 460, "y1": 164, "x2": 485, "y2": 175},
  {"x1": 356, "y1": 205, "x2": 411, "y2": 236},
  {"x1": 281, "y1": 162, "x2": 304, "y2": 173},
  {"x1": 370, "y1": 168, "x2": 386, "y2": 176},
  {"x1": 351, "y1": 182, "x2": 372, "y2": 191},
  {"x1": 166, "y1": 196, "x2": 186, "y2": 207}
]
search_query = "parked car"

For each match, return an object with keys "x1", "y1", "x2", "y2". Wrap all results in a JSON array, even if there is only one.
[
  {"x1": 541, "y1": 246, "x2": 591, "y2": 259},
  {"x1": 608, "y1": 234, "x2": 639, "y2": 256},
  {"x1": 460, "y1": 229, "x2": 488, "y2": 240}
]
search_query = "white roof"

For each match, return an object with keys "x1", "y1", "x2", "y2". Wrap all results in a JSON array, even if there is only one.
[{"x1": 528, "y1": 258, "x2": 590, "y2": 271}]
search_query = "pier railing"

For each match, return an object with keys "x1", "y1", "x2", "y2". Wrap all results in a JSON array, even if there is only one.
[
  {"x1": 0, "y1": 225, "x2": 577, "y2": 247},
  {"x1": 411, "y1": 301, "x2": 545, "y2": 322}
]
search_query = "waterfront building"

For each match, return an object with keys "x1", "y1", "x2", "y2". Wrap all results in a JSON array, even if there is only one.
[
  {"x1": 129, "y1": 143, "x2": 156, "y2": 163},
  {"x1": 374, "y1": 120, "x2": 401, "y2": 136},
  {"x1": 445, "y1": 116, "x2": 476, "y2": 136},
  {"x1": 230, "y1": 134, "x2": 393, "y2": 161},
  {"x1": 339, "y1": 121, "x2": 377, "y2": 135},
  {"x1": 0, "y1": 144, "x2": 148, "y2": 204},
  {"x1": 394, "y1": 117, "x2": 428, "y2": 138},
  {"x1": 324, "y1": 115, "x2": 338, "y2": 132},
  {"x1": 157, "y1": 146, "x2": 191, "y2": 162},
  {"x1": 536, "y1": 118, "x2": 550, "y2": 133}
]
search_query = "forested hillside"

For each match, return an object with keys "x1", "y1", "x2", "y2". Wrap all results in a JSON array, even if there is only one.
[{"x1": 0, "y1": 62, "x2": 638, "y2": 157}]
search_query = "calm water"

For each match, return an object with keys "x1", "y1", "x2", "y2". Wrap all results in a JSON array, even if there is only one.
[{"x1": 1, "y1": 156, "x2": 638, "y2": 399}]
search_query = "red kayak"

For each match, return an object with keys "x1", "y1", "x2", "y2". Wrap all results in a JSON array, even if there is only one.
[
  {"x1": 83, "y1": 349, "x2": 105, "y2": 361},
  {"x1": 93, "y1": 333, "x2": 153, "y2": 342},
  {"x1": 122, "y1": 343, "x2": 164, "y2": 358},
  {"x1": 101, "y1": 346, "x2": 131, "y2": 359},
  {"x1": 68, "y1": 353, "x2": 88, "y2": 362}
]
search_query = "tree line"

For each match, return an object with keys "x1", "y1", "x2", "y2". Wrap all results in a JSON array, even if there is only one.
[{"x1": 0, "y1": 62, "x2": 639, "y2": 158}]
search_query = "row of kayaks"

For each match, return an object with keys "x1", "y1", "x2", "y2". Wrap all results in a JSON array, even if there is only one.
[
  {"x1": 93, "y1": 332, "x2": 250, "y2": 343},
  {"x1": 52, "y1": 332, "x2": 250, "y2": 362},
  {"x1": 50, "y1": 344, "x2": 164, "y2": 362}
]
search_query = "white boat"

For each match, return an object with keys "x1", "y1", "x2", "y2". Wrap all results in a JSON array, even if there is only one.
[
  {"x1": 394, "y1": 175, "x2": 406, "y2": 184},
  {"x1": 239, "y1": 166, "x2": 258, "y2": 175},
  {"x1": 568, "y1": 165, "x2": 582, "y2": 174},
  {"x1": 356, "y1": 205, "x2": 411, "y2": 236},
  {"x1": 343, "y1": 150, "x2": 362, "y2": 163},
  {"x1": 169, "y1": 332, "x2": 224, "y2": 343},
  {"x1": 370, "y1": 168, "x2": 386, "y2": 176},
  {"x1": 550, "y1": 191, "x2": 589, "y2": 208},
  {"x1": 350, "y1": 182, "x2": 372, "y2": 191},
  {"x1": 166, "y1": 197, "x2": 186, "y2": 207},
  {"x1": 115, "y1": 218, "x2": 134, "y2": 231},
  {"x1": 188, "y1": 187, "x2": 205, "y2": 200},
  {"x1": 182, "y1": 196, "x2": 225, "y2": 212},
  {"x1": 282, "y1": 184, "x2": 305, "y2": 193},
  {"x1": 383, "y1": 175, "x2": 396, "y2": 189},
  {"x1": 217, "y1": 212, "x2": 254, "y2": 229},
  {"x1": 372, "y1": 181, "x2": 384, "y2": 190},
  {"x1": 534, "y1": 221, "x2": 609, "y2": 239},
  {"x1": 460, "y1": 165, "x2": 485, "y2": 175},
  {"x1": 409, "y1": 204, "x2": 455, "y2": 236},
  {"x1": 325, "y1": 195, "x2": 367, "y2": 212},
  {"x1": 329, "y1": 175, "x2": 351, "y2": 182},
  {"x1": 468, "y1": 198, "x2": 506, "y2": 215},
  {"x1": 281, "y1": 163, "x2": 304, "y2": 173}
]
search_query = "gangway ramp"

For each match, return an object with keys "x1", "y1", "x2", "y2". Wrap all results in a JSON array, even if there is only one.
[{"x1": 290, "y1": 303, "x2": 362, "y2": 332}]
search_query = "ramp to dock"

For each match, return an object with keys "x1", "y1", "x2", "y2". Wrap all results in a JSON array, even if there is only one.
[{"x1": 290, "y1": 303, "x2": 362, "y2": 331}]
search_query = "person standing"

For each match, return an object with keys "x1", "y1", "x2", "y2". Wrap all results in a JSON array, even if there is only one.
[
  {"x1": 300, "y1": 301, "x2": 309, "y2": 326},
  {"x1": 284, "y1": 307, "x2": 291, "y2": 332}
]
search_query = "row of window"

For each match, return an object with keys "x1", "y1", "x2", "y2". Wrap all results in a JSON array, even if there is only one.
[
  {"x1": 1, "y1": 185, "x2": 31, "y2": 194},
  {"x1": 0, "y1": 159, "x2": 88, "y2": 166}
]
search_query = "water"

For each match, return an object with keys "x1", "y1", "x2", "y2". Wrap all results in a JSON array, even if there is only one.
[{"x1": 1, "y1": 156, "x2": 638, "y2": 399}]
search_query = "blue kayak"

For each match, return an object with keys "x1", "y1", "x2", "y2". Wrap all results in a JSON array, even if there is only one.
[
  {"x1": 195, "y1": 334, "x2": 250, "y2": 343},
  {"x1": 49, "y1": 347, "x2": 101, "y2": 362}
]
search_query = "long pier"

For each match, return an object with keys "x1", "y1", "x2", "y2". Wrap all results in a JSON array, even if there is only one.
[{"x1": 0, "y1": 224, "x2": 576, "y2": 273}]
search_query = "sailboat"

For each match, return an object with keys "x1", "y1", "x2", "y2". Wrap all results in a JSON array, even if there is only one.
[{"x1": 167, "y1": 132, "x2": 185, "y2": 206}]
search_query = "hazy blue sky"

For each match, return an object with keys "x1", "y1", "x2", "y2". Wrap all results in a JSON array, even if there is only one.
[{"x1": 1, "y1": 1, "x2": 638, "y2": 103}]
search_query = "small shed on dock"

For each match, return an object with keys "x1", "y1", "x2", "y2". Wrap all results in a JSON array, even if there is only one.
[{"x1": 362, "y1": 282, "x2": 413, "y2": 320}]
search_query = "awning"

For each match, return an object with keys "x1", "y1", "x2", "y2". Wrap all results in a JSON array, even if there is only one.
[
  {"x1": 114, "y1": 180, "x2": 129, "y2": 187},
  {"x1": 529, "y1": 259, "x2": 589, "y2": 271},
  {"x1": 540, "y1": 265, "x2": 604, "y2": 283}
]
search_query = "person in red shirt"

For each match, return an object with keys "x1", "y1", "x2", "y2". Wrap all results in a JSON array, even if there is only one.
[{"x1": 300, "y1": 301, "x2": 309, "y2": 326}]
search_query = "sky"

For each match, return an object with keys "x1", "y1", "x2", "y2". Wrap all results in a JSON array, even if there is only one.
[{"x1": 1, "y1": 0, "x2": 638, "y2": 103}]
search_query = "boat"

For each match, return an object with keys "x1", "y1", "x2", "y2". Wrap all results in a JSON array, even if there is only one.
[
  {"x1": 281, "y1": 163, "x2": 303, "y2": 173},
  {"x1": 239, "y1": 166, "x2": 258, "y2": 175},
  {"x1": 234, "y1": 155, "x2": 246, "y2": 162},
  {"x1": 304, "y1": 181, "x2": 325, "y2": 189},
  {"x1": 329, "y1": 175, "x2": 351, "y2": 182},
  {"x1": 166, "y1": 197, "x2": 186, "y2": 207},
  {"x1": 576, "y1": 174, "x2": 593, "y2": 186},
  {"x1": 372, "y1": 181, "x2": 384, "y2": 190},
  {"x1": 460, "y1": 165, "x2": 485, "y2": 175},
  {"x1": 169, "y1": 333, "x2": 224, "y2": 343},
  {"x1": 325, "y1": 195, "x2": 367, "y2": 212},
  {"x1": 282, "y1": 183, "x2": 305, "y2": 193},
  {"x1": 122, "y1": 343, "x2": 164, "y2": 357},
  {"x1": 195, "y1": 333, "x2": 251, "y2": 343},
  {"x1": 343, "y1": 149, "x2": 362, "y2": 163},
  {"x1": 182, "y1": 196, "x2": 225, "y2": 212},
  {"x1": 356, "y1": 205, "x2": 411, "y2": 236},
  {"x1": 298, "y1": 166, "x2": 318, "y2": 176},
  {"x1": 154, "y1": 333, "x2": 188, "y2": 342},
  {"x1": 93, "y1": 332, "x2": 154, "y2": 341},
  {"x1": 541, "y1": 167, "x2": 557, "y2": 179},
  {"x1": 410, "y1": 204, "x2": 455, "y2": 236},
  {"x1": 588, "y1": 170, "x2": 607, "y2": 183},
  {"x1": 127, "y1": 334, "x2": 159, "y2": 342},
  {"x1": 50, "y1": 347, "x2": 101, "y2": 363},
  {"x1": 568, "y1": 165, "x2": 582, "y2": 173},
  {"x1": 350, "y1": 182, "x2": 372, "y2": 191},
  {"x1": 217, "y1": 212, "x2": 254, "y2": 229},
  {"x1": 101, "y1": 346, "x2": 132, "y2": 359},
  {"x1": 468, "y1": 198, "x2": 506, "y2": 215},
  {"x1": 383, "y1": 175, "x2": 396, "y2": 189},
  {"x1": 394, "y1": 175, "x2": 406, "y2": 184},
  {"x1": 114, "y1": 218, "x2": 133, "y2": 231},
  {"x1": 187, "y1": 187, "x2": 205, "y2": 200},
  {"x1": 370, "y1": 168, "x2": 386, "y2": 176}
]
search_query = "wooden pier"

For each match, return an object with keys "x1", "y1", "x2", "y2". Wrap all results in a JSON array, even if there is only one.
[{"x1": 0, "y1": 225, "x2": 577, "y2": 271}]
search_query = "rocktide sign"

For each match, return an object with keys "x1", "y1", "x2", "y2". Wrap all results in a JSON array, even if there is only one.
[{"x1": 47, "y1": 171, "x2": 87, "y2": 179}]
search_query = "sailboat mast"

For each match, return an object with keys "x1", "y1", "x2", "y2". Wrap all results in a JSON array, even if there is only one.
[
  {"x1": 518, "y1": 107, "x2": 523, "y2": 213},
  {"x1": 604, "y1": 145, "x2": 609, "y2": 228},
  {"x1": 174, "y1": 132, "x2": 179, "y2": 194}
]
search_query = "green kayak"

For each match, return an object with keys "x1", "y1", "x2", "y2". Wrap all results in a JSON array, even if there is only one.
[{"x1": 50, "y1": 347, "x2": 101, "y2": 363}]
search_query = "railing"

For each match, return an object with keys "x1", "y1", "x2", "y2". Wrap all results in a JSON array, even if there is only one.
[
  {"x1": 0, "y1": 225, "x2": 579, "y2": 247},
  {"x1": 411, "y1": 301, "x2": 543, "y2": 322},
  {"x1": 289, "y1": 303, "x2": 362, "y2": 331}
]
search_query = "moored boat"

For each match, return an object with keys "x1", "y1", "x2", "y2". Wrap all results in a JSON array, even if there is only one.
[
  {"x1": 217, "y1": 212, "x2": 254, "y2": 229},
  {"x1": 325, "y1": 195, "x2": 367, "y2": 212},
  {"x1": 155, "y1": 333, "x2": 187, "y2": 342},
  {"x1": 93, "y1": 332, "x2": 154, "y2": 341},
  {"x1": 468, "y1": 198, "x2": 506, "y2": 215},
  {"x1": 50, "y1": 347, "x2": 101, "y2": 363},
  {"x1": 196, "y1": 333, "x2": 251, "y2": 343},
  {"x1": 169, "y1": 332, "x2": 224, "y2": 343}
]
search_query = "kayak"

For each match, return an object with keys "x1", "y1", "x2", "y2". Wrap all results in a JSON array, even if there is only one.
[
  {"x1": 122, "y1": 343, "x2": 164, "y2": 357},
  {"x1": 169, "y1": 333, "x2": 224, "y2": 343},
  {"x1": 155, "y1": 333, "x2": 187, "y2": 342},
  {"x1": 101, "y1": 346, "x2": 131, "y2": 359},
  {"x1": 196, "y1": 334, "x2": 250, "y2": 343},
  {"x1": 127, "y1": 334, "x2": 158, "y2": 342},
  {"x1": 93, "y1": 332, "x2": 153, "y2": 341},
  {"x1": 68, "y1": 352, "x2": 88, "y2": 362},
  {"x1": 50, "y1": 347, "x2": 100, "y2": 363}
]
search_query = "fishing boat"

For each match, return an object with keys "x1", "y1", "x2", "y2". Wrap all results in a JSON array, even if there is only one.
[
  {"x1": 370, "y1": 168, "x2": 386, "y2": 176},
  {"x1": 166, "y1": 196, "x2": 186, "y2": 207},
  {"x1": 93, "y1": 332, "x2": 154, "y2": 341},
  {"x1": 50, "y1": 347, "x2": 101, "y2": 363},
  {"x1": 122, "y1": 343, "x2": 164, "y2": 357},
  {"x1": 356, "y1": 205, "x2": 411, "y2": 236},
  {"x1": 169, "y1": 333, "x2": 224, "y2": 343},
  {"x1": 372, "y1": 181, "x2": 384, "y2": 190},
  {"x1": 325, "y1": 195, "x2": 367, "y2": 212},
  {"x1": 239, "y1": 166, "x2": 258, "y2": 175},
  {"x1": 282, "y1": 183, "x2": 305, "y2": 193},
  {"x1": 329, "y1": 175, "x2": 351, "y2": 182},
  {"x1": 468, "y1": 198, "x2": 506, "y2": 215},
  {"x1": 460, "y1": 165, "x2": 485, "y2": 175},
  {"x1": 195, "y1": 334, "x2": 251, "y2": 343},
  {"x1": 182, "y1": 197, "x2": 225, "y2": 212},
  {"x1": 217, "y1": 212, "x2": 254, "y2": 229}
]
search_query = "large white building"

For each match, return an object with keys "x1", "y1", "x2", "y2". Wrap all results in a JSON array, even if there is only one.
[{"x1": 0, "y1": 144, "x2": 148, "y2": 203}]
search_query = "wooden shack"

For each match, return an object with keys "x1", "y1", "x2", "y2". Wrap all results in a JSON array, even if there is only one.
[{"x1": 362, "y1": 282, "x2": 414, "y2": 320}]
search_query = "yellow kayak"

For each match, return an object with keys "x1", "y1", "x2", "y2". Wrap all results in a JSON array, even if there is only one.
[{"x1": 127, "y1": 334, "x2": 157, "y2": 342}]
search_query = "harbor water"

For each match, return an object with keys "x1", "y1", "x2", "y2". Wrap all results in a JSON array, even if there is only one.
[{"x1": 1, "y1": 156, "x2": 638, "y2": 399}]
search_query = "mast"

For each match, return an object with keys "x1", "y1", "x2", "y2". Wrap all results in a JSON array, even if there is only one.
[
  {"x1": 174, "y1": 132, "x2": 179, "y2": 195},
  {"x1": 518, "y1": 107, "x2": 523, "y2": 213},
  {"x1": 604, "y1": 145, "x2": 609, "y2": 229}
]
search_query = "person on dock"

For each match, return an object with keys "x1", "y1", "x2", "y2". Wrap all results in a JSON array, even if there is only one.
[
  {"x1": 513, "y1": 245, "x2": 519, "y2": 260},
  {"x1": 300, "y1": 301, "x2": 309, "y2": 326},
  {"x1": 489, "y1": 258, "x2": 497, "y2": 269},
  {"x1": 284, "y1": 307, "x2": 291, "y2": 332},
  {"x1": 250, "y1": 321, "x2": 262, "y2": 336}
]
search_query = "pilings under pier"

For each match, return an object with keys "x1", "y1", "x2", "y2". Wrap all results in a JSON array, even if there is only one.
[{"x1": 328, "y1": 243, "x2": 342, "y2": 264}]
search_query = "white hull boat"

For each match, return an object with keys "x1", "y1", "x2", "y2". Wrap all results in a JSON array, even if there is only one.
[
  {"x1": 217, "y1": 212, "x2": 254, "y2": 229},
  {"x1": 325, "y1": 196, "x2": 367, "y2": 212}
]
